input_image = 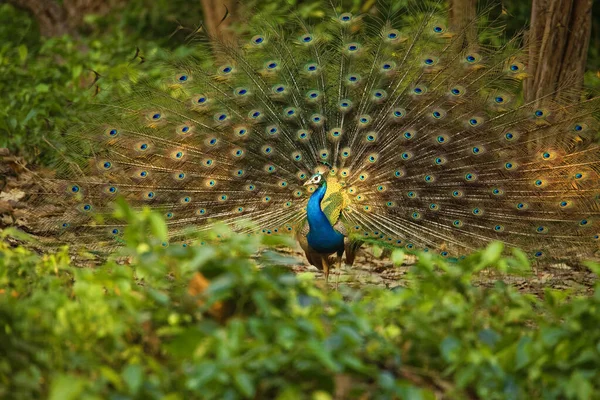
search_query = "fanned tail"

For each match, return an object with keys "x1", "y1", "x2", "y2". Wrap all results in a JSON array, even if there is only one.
[{"x1": 28, "y1": 3, "x2": 600, "y2": 261}]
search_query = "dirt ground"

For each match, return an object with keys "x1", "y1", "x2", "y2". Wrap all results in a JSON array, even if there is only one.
[
  {"x1": 278, "y1": 246, "x2": 598, "y2": 296},
  {"x1": 2, "y1": 151, "x2": 598, "y2": 296}
]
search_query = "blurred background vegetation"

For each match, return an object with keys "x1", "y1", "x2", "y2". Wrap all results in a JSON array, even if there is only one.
[{"x1": 0, "y1": 0, "x2": 599, "y2": 164}]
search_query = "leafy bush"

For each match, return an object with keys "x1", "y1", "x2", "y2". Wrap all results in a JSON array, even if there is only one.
[
  {"x1": 0, "y1": 2, "x2": 200, "y2": 165},
  {"x1": 1, "y1": 203, "x2": 599, "y2": 399}
]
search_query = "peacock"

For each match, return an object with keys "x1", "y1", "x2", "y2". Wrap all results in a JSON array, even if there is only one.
[{"x1": 28, "y1": 5, "x2": 600, "y2": 281}]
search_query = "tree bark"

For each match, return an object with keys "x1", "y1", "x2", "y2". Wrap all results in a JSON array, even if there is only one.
[
  {"x1": 525, "y1": 0, "x2": 592, "y2": 103},
  {"x1": 5, "y1": 0, "x2": 70, "y2": 36},
  {"x1": 200, "y1": 0, "x2": 236, "y2": 43},
  {"x1": 448, "y1": 0, "x2": 478, "y2": 50},
  {"x1": 5, "y1": 0, "x2": 123, "y2": 37}
]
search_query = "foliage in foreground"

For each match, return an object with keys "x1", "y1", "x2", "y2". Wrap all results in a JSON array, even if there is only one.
[{"x1": 1, "y1": 205, "x2": 600, "y2": 400}]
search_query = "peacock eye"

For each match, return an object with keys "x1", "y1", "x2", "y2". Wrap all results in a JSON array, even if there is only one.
[
  {"x1": 339, "y1": 13, "x2": 352, "y2": 22},
  {"x1": 301, "y1": 34, "x2": 313, "y2": 43},
  {"x1": 252, "y1": 35, "x2": 265, "y2": 45}
]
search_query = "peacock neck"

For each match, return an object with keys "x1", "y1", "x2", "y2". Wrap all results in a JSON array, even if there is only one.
[
  {"x1": 307, "y1": 181, "x2": 329, "y2": 229},
  {"x1": 306, "y1": 180, "x2": 344, "y2": 254}
]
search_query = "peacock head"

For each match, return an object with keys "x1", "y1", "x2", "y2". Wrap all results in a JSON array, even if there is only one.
[{"x1": 304, "y1": 172, "x2": 324, "y2": 186}]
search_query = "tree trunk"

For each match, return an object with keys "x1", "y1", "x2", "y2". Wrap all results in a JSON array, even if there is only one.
[
  {"x1": 200, "y1": 0, "x2": 236, "y2": 43},
  {"x1": 525, "y1": 0, "x2": 592, "y2": 103},
  {"x1": 448, "y1": 0, "x2": 478, "y2": 50},
  {"x1": 5, "y1": 0, "x2": 70, "y2": 36},
  {"x1": 5, "y1": 0, "x2": 123, "y2": 37}
]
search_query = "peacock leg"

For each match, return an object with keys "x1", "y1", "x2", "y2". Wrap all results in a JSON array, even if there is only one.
[
  {"x1": 321, "y1": 258, "x2": 330, "y2": 283},
  {"x1": 335, "y1": 255, "x2": 342, "y2": 290}
]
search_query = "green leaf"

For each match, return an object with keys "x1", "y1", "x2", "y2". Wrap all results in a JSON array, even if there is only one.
[
  {"x1": 35, "y1": 83, "x2": 49, "y2": 93},
  {"x1": 233, "y1": 371, "x2": 255, "y2": 398},
  {"x1": 148, "y1": 212, "x2": 168, "y2": 242},
  {"x1": 147, "y1": 288, "x2": 170, "y2": 305},
  {"x1": 187, "y1": 246, "x2": 217, "y2": 271},
  {"x1": 372, "y1": 245, "x2": 383, "y2": 258},
  {"x1": 515, "y1": 337, "x2": 532, "y2": 369},
  {"x1": 72, "y1": 64, "x2": 83, "y2": 79},
  {"x1": 17, "y1": 44, "x2": 27, "y2": 64},
  {"x1": 583, "y1": 261, "x2": 600, "y2": 275},
  {"x1": 540, "y1": 327, "x2": 564, "y2": 346},
  {"x1": 262, "y1": 233, "x2": 295, "y2": 247},
  {"x1": 510, "y1": 248, "x2": 531, "y2": 273},
  {"x1": 391, "y1": 249, "x2": 405, "y2": 266},
  {"x1": 568, "y1": 371, "x2": 593, "y2": 400},
  {"x1": 440, "y1": 336, "x2": 461, "y2": 362},
  {"x1": 122, "y1": 364, "x2": 143, "y2": 395},
  {"x1": 99, "y1": 367, "x2": 124, "y2": 391},
  {"x1": 312, "y1": 391, "x2": 333, "y2": 400},
  {"x1": 481, "y1": 241, "x2": 504, "y2": 265},
  {"x1": 478, "y1": 329, "x2": 500, "y2": 348},
  {"x1": 259, "y1": 250, "x2": 299, "y2": 266},
  {"x1": 167, "y1": 328, "x2": 206, "y2": 357},
  {"x1": 49, "y1": 375, "x2": 85, "y2": 400},
  {"x1": 22, "y1": 108, "x2": 37, "y2": 124},
  {"x1": 307, "y1": 340, "x2": 339, "y2": 372},
  {"x1": 378, "y1": 371, "x2": 395, "y2": 390},
  {"x1": 276, "y1": 387, "x2": 302, "y2": 400}
]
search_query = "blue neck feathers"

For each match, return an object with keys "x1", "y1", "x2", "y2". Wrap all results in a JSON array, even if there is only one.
[{"x1": 306, "y1": 180, "x2": 345, "y2": 254}]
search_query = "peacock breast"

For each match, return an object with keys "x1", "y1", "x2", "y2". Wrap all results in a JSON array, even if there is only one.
[{"x1": 306, "y1": 227, "x2": 345, "y2": 255}]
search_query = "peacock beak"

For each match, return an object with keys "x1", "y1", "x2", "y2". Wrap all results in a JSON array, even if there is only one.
[{"x1": 303, "y1": 180, "x2": 313, "y2": 186}]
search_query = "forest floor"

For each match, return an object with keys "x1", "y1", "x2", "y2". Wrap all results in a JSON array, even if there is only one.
[
  {"x1": 281, "y1": 246, "x2": 598, "y2": 297},
  {"x1": 1, "y1": 150, "x2": 597, "y2": 297}
]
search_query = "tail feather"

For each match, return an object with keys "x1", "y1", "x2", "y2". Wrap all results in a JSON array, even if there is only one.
[{"x1": 27, "y1": 4, "x2": 600, "y2": 260}]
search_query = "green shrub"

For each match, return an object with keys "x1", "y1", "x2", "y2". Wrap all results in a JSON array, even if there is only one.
[
  {"x1": 0, "y1": 2, "x2": 198, "y2": 165},
  {"x1": 1, "y1": 203, "x2": 599, "y2": 399}
]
